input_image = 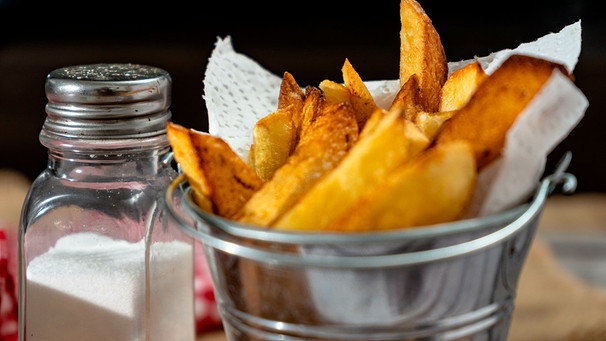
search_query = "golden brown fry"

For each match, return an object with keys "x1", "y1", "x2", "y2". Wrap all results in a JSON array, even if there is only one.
[
  {"x1": 389, "y1": 74, "x2": 422, "y2": 119},
  {"x1": 399, "y1": 0, "x2": 447, "y2": 112},
  {"x1": 278, "y1": 71, "x2": 306, "y2": 111},
  {"x1": 166, "y1": 122, "x2": 213, "y2": 212},
  {"x1": 235, "y1": 102, "x2": 359, "y2": 226},
  {"x1": 413, "y1": 110, "x2": 456, "y2": 140},
  {"x1": 248, "y1": 72, "x2": 306, "y2": 169},
  {"x1": 342, "y1": 58, "x2": 378, "y2": 130},
  {"x1": 439, "y1": 61, "x2": 488, "y2": 112},
  {"x1": 318, "y1": 79, "x2": 351, "y2": 106},
  {"x1": 326, "y1": 141, "x2": 477, "y2": 232},
  {"x1": 247, "y1": 144, "x2": 256, "y2": 169},
  {"x1": 277, "y1": 72, "x2": 306, "y2": 137},
  {"x1": 272, "y1": 107, "x2": 430, "y2": 231},
  {"x1": 358, "y1": 107, "x2": 387, "y2": 139},
  {"x1": 297, "y1": 86, "x2": 324, "y2": 142},
  {"x1": 167, "y1": 122, "x2": 263, "y2": 219},
  {"x1": 435, "y1": 54, "x2": 572, "y2": 170},
  {"x1": 250, "y1": 106, "x2": 296, "y2": 181}
]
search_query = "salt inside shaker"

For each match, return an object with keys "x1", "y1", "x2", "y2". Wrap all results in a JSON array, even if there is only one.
[{"x1": 18, "y1": 63, "x2": 195, "y2": 341}]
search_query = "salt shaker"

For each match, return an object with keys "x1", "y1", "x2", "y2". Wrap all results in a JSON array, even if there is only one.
[{"x1": 18, "y1": 64, "x2": 195, "y2": 341}]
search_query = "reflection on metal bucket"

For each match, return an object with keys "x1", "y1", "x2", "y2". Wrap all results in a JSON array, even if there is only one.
[{"x1": 166, "y1": 154, "x2": 576, "y2": 341}]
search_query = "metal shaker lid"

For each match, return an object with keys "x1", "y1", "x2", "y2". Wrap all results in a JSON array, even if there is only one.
[{"x1": 42, "y1": 63, "x2": 172, "y2": 141}]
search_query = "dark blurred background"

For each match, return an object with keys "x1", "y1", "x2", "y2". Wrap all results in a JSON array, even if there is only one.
[{"x1": 1, "y1": 0, "x2": 604, "y2": 192}]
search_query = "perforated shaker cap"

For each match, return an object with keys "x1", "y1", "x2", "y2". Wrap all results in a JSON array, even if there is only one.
[{"x1": 41, "y1": 63, "x2": 172, "y2": 146}]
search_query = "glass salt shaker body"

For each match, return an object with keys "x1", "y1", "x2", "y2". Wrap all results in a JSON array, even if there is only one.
[{"x1": 18, "y1": 64, "x2": 195, "y2": 341}]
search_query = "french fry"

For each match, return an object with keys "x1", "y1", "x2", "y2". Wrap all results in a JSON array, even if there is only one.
[
  {"x1": 399, "y1": 0, "x2": 448, "y2": 113},
  {"x1": 250, "y1": 105, "x2": 296, "y2": 181},
  {"x1": 235, "y1": 102, "x2": 359, "y2": 226},
  {"x1": 318, "y1": 79, "x2": 351, "y2": 106},
  {"x1": 434, "y1": 54, "x2": 572, "y2": 170},
  {"x1": 248, "y1": 72, "x2": 305, "y2": 168},
  {"x1": 388, "y1": 73, "x2": 455, "y2": 140},
  {"x1": 297, "y1": 86, "x2": 324, "y2": 142},
  {"x1": 413, "y1": 110, "x2": 456, "y2": 140},
  {"x1": 167, "y1": 122, "x2": 263, "y2": 219},
  {"x1": 389, "y1": 74, "x2": 422, "y2": 119},
  {"x1": 277, "y1": 72, "x2": 306, "y2": 141},
  {"x1": 327, "y1": 141, "x2": 477, "y2": 232},
  {"x1": 358, "y1": 107, "x2": 387, "y2": 139},
  {"x1": 247, "y1": 144, "x2": 256, "y2": 169},
  {"x1": 342, "y1": 58, "x2": 378, "y2": 130},
  {"x1": 278, "y1": 71, "x2": 305, "y2": 111},
  {"x1": 272, "y1": 107, "x2": 430, "y2": 231},
  {"x1": 439, "y1": 61, "x2": 488, "y2": 112},
  {"x1": 166, "y1": 122, "x2": 213, "y2": 212}
]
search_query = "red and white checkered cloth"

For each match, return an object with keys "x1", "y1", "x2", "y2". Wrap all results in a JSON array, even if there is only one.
[
  {"x1": 193, "y1": 240, "x2": 223, "y2": 333},
  {"x1": 0, "y1": 227, "x2": 18, "y2": 341}
]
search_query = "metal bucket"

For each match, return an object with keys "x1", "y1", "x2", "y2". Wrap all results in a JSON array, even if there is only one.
[{"x1": 165, "y1": 155, "x2": 576, "y2": 341}]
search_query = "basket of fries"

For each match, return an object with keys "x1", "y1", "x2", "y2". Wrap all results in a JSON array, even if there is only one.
[{"x1": 164, "y1": 0, "x2": 588, "y2": 339}]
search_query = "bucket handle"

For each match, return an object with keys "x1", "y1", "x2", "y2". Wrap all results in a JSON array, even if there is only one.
[{"x1": 166, "y1": 152, "x2": 576, "y2": 268}]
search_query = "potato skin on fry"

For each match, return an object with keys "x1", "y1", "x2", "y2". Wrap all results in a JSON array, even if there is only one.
[
  {"x1": 297, "y1": 86, "x2": 324, "y2": 143},
  {"x1": 390, "y1": 74, "x2": 422, "y2": 117},
  {"x1": 166, "y1": 122, "x2": 213, "y2": 212},
  {"x1": 278, "y1": 71, "x2": 305, "y2": 112},
  {"x1": 326, "y1": 141, "x2": 477, "y2": 232},
  {"x1": 342, "y1": 58, "x2": 377, "y2": 130},
  {"x1": 434, "y1": 54, "x2": 571, "y2": 170},
  {"x1": 399, "y1": 0, "x2": 447, "y2": 112},
  {"x1": 167, "y1": 122, "x2": 263, "y2": 219}
]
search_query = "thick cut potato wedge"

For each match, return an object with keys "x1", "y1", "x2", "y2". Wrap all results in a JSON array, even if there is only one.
[
  {"x1": 439, "y1": 61, "x2": 488, "y2": 112},
  {"x1": 342, "y1": 58, "x2": 378, "y2": 130},
  {"x1": 235, "y1": 102, "x2": 359, "y2": 226},
  {"x1": 318, "y1": 79, "x2": 351, "y2": 106},
  {"x1": 297, "y1": 86, "x2": 324, "y2": 142},
  {"x1": 278, "y1": 71, "x2": 305, "y2": 111},
  {"x1": 250, "y1": 106, "x2": 296, "y2": 181},
  {"x1": 166, "y1": 122, "x2": 213, "y2": 213},
  {"x1": 358, "y1": 107, "x2": 387, "y2": 139},
  {"x1": 434, "y1": 54, "x2": 572, "y2": 170},
  {"x1": 327, "y1": 141, "x2": 477, "y2": 232},
  {"x1": 399, "y1": 0, "x2": 447, "y2": 113},
  {"x1": 167, "y1": 122, "x2": 263, "y2": 219},
  {"x1": 272, "y1": 107, "x2": 430, "y2": 231},
  {"x1": 249, "y1": 72, "x2": 305, "y2": 171},
  {"x1": 388, "y1": 73, "x2": 455, "y2": 140},
  {"x1": 277, "y1": 71, "x2": 306, "y2": 140},
  {"x1": 413, "y1": 110, "x2": 456, "y2": 140},
  {"x1": 389, "y1": 74, "x2": 422, "y2": 119}
]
